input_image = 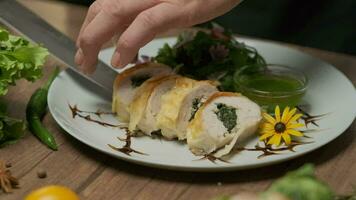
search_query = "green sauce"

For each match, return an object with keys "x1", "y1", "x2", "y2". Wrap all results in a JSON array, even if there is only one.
[
  {"x1": 238, "y1": 74, "x2": 306, "y2": 112},
  {"x1": 245, "y1": 74, "x2": 304, "y2": 92}
]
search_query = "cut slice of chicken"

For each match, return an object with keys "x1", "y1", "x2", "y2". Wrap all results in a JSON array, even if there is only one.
[
  {"x1": 175, "y1": 81, "x2": 218, "y2": 139},
  {"x1": 156, "y1": 78, "x2": 218, "y2": 140},
  {"x1": 112, "y1": 62, "x2": 172, "y2": 122},
  {"x1": 135, "y1": 75, "x2": 180, "y2": 135},
  {"x1": 156, "y1": 77, "x2": 197, "y2": 139},
  {"x1": 187, "y1": 92, "x2": 261, "y2": 157},
  {"x1": 128, "y1": 75, "x2": 179, "y2": 133}
]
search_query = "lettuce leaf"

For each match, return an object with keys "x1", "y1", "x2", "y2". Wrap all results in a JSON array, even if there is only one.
[
  {"x1": 0, "y1": 27, "x2": 48, "y2": 147},
  {"x1": 0, "y1": 27, "x2": 49, "y2": 95}
]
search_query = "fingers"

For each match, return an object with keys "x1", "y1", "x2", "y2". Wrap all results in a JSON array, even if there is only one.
[
  {"x1": 112, "y1": 3, "x2": 188, "y2": 67},
  {"x1": 76, "y1": 0, "x2": 102, "y2": 47},
  {"x1": 76, "y1": 0, "x2": 160, "y2": 73},
  {"x1": 76, "y1": 10, "x2": 124, "y2": 73}
]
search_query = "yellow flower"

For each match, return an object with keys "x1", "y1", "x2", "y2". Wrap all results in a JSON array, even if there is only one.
[{"x1": 259, "y1": 106, "x2": 304, "y2": 146}]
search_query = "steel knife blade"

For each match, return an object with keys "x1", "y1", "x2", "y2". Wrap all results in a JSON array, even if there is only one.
[{"x1": 0, "y1": 0, "x2": 116, "y2": 94}]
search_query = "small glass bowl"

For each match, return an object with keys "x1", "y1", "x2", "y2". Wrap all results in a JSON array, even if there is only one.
[{"x1": 234, "y1": 64, "x2": 308, "y2": 112}]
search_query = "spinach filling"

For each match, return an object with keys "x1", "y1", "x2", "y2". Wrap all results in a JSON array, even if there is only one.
[
  {"x1": 189, "y1": 97, "x2": 203, "y2": 121},
  {"x1": 131, "y1": 75, "x2": 151, "y2": 88},
  {"x1": 214, "y1": 103, "x2": 237, "y2": 133}
]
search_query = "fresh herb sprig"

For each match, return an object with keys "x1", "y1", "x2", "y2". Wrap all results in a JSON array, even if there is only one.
[{"x1": 154, "y1": 24, "x2": 266, "y2": 91}]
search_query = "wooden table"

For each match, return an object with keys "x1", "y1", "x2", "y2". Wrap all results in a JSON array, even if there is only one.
[{"x1": 1, "y1": 1, "x2": 355, "y2": 199}]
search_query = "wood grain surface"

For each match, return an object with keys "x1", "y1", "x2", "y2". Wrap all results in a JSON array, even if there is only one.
[{"x1": 0, "y1": 1, "x2": 355, "y2": 199}]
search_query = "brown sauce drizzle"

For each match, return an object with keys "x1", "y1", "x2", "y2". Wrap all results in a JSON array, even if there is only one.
[
  {"x1": 68, "y1": 104, "x2": 326, "y2": 161},
  {"x1": 297, "y1": 106, "x2": 328, "y2": 127},
  {"x1": 68, "y1": 104, "x2": 147, "y2": 156},
  {"x1": 196, "y1": 153, "x2": 230, "y2": 164},
  {"x1": 235, "y1": 140, "x2": 313, "y2": 159},
  {"x1": 108, "y1": 128, "x2": 147, "y2": 156},
  {"x1": 69, "y1": 104, "x2": 123, "y2": 128}
]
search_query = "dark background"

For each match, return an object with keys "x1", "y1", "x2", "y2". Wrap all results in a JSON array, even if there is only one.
[{"x1": 62, "y1": 0, "x2": 356, "y2": 55}]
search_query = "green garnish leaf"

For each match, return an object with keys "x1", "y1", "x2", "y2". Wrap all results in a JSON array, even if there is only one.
[
  {"x1": 214, "y1": 103, "x2": 237, "y2": 133},
  {"x1": 0, "y1": 115, "x2": 26, "y2": 148},
  {"x1": 154, "y1": 24, "x2": 266, "y2": 92}
]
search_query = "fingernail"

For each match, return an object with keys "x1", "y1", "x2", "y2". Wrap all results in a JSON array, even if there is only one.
[
  {"x1": 111, "y1": 51, "x2": 121, "y2": 68},
  {"x1": 75, "y1": 49, "x2": 84, "y2": 66}
]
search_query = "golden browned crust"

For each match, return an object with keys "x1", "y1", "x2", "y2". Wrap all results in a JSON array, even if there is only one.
[
  {"x1": 129, "y1": 75, "x2": 180, "y2": 131},
  {"x1": 201, "y1": 92, "x2": 241, "y2": 108}
]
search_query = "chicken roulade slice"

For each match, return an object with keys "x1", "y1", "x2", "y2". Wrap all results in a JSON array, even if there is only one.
[
  {"x1": 129, "y1": 75, "x2": 180, "y2": 134},
  {"x1": 175, "y1": 81, "x2": 218, "y2": 139},
  {"x1": 187, "y1": 92, "x2": 262, "y2": 157},
  {"x1": 157, "y1": 78, "x2": 218, "y2": 140},
  {"x1": 112, "y1": 62, "x2": 172, "y2": 122}
]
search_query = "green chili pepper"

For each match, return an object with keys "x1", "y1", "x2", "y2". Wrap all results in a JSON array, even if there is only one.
[{"x1": 26, "y1": 67, "x2": 60, "y2": 150}]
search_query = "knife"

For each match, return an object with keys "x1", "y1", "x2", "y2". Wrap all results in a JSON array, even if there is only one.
[{"x1": 0, "y1": 0, "x2": 116, "y2": 94}]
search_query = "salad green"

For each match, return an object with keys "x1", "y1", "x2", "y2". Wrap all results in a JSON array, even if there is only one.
[
  {"x1": 154, "y1": 24, "x2": 266, "y2": 91},
  {"x1": 0, "y1": 27, "x2": 49, "y2": 147}
]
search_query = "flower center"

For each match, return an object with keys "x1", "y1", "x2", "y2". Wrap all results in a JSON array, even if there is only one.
[{"x1": 274, "y1": 122, "x2": 286, "y2": 133}]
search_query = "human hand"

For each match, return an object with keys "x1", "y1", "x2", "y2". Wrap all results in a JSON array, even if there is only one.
[{"x1": 75, "y1": 0, "x2": 242, "y2": 73}]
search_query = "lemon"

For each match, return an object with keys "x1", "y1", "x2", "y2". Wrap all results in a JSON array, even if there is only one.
[{"x1": 25, "y1": 185, "x2": 80, "y2": 200}]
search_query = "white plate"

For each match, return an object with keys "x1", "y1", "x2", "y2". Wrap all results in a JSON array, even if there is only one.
[{"x1": 48, "y1": 37, "x2": 356, "y2": 171}]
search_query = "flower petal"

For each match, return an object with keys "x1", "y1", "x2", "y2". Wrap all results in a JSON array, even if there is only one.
[
  {"x1": 285, "y1": 108, "x2": 297, "y2": 123},
  {"x1": 260, "y1": 123, "x2": 274, "y2": 131},
  {"x1": 275, "y1": 106, "x2": 281, "y2": 122},
  {"x1": 288, "y1": 123, "x2": 304, "y2": 129},
  {"x1": 281, "y1": 106, "x2": 290, "y2": 123},
  {"x1": 281, "y1": 133, "x2": 291, "y2": 145},
  {"x1": 263, "y1": 112, "x2": 276, "y2": 124},
  {"x1": 288, "y1": 113, "x2": 303, "y2": 124},
  {"x1": 259, "y1": 132, "x2": 275, "y2": 140},
  {"x1": 268, "y1": 134, "x2": 281, "y2": 146},
  {"x1": 287, "y1": 129, "x2": 304, "y2": 137}
]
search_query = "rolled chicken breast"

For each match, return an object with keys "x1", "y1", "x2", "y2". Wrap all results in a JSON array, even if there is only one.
[
  {"x1": 157, "y1": 78, "x2": 218, "y2": 140},
  {"x1": 134, "y1": 75, "x2": 180, "y2": 134},
  {"x1": 112, "y1": 62, "x2": 172, "y2": 122},
  {"x1": 187, "y1": 92, "x2": 261, "y2": 157},
  {"x1": 175, "y1": 81, "x2": 218, "y2": 139},
  {"x1": 128, "y1": 75, "x2": 179, "y2": 133}
]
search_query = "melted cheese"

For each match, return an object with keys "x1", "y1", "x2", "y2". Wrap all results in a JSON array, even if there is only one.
[
  {"x1": 129, "y1": 76, "x2": 168, "y2": 132},
  {"x1": 113, "y1": 92, "x2": 130, "y2": 122},
  {"x1": 157, "y1": 77, "x2": 197, "y2": 139},
  {"x1": 186, "y1": 108, "x2": 204, "y2": 139}
]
